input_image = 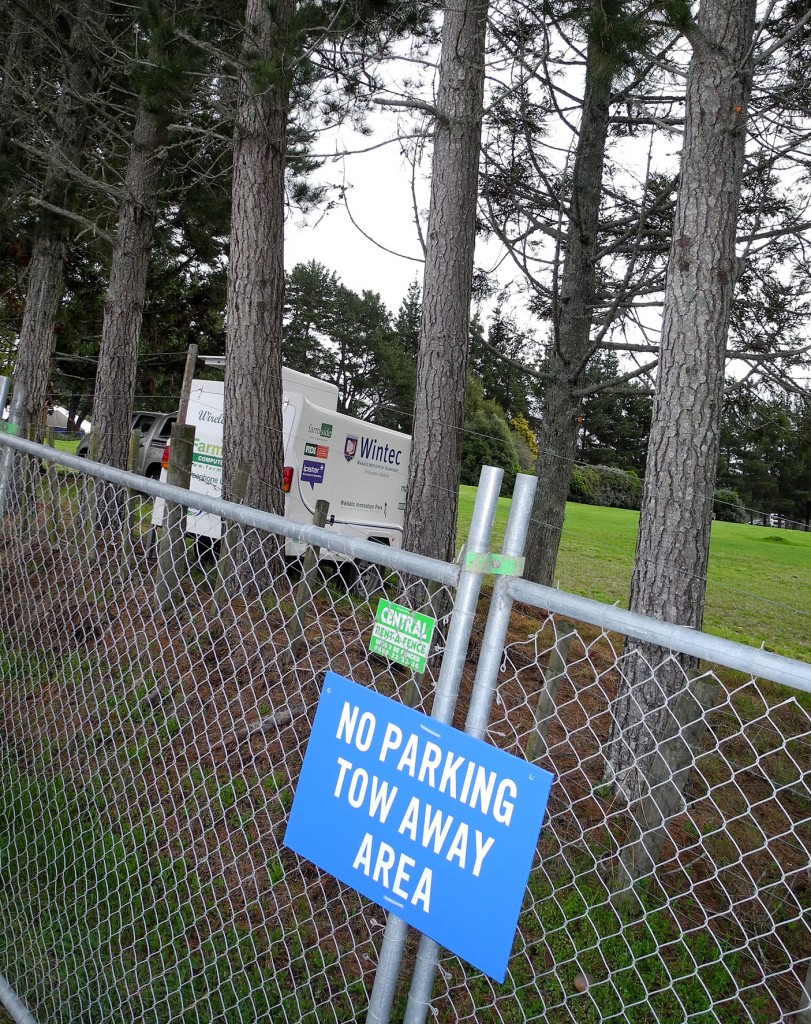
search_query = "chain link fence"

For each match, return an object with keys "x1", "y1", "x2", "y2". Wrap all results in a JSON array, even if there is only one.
[{"x1": 0, "y1": 432, "x2": 808, "y2": 1024}]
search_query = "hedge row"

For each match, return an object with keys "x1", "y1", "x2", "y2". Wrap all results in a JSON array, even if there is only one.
[
  {"x1": 568, "y1": 464, "x2": 642, "y2": 510},
  {"x1": 569, "y1": 465, "x2": 746, "y2": 521}
]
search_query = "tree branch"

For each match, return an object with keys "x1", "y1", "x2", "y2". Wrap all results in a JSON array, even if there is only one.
[
  {"x1": 372, "y1": 96, "x2": 443, "y2": 121},
  {"x1": 27, "y1": 197, "x2": 114, "y2": 244}
]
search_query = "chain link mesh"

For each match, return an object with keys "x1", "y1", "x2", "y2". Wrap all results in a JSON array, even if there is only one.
[{"x1": 0, "y1": 446, "x2": 808, "y2": 1023}]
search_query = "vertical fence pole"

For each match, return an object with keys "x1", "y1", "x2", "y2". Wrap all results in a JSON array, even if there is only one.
[
  {"x1": 0, "y1": 970, "x2": 39, "y2": 1024},
  {"x1": 288, "y1": 499, "x2": 330, "y2": 659},
  {"x1": 177, "y1": 343, "x2": 198, "y2": 426},
  {"x1": 365, "y1": 466, "x2": 504, "y2": 1024},
  {"x1": 402, "y1": 473, "x2": 537, "y2": 1024},
  {"x1": 156, "y1": 424, "x2": 195, "y2": 608},
  {"x1": 0, "y1": 382, "x2": 27, "y2": 517},
  {"x1": 0, "y1": 375, "x2": 9, "y2": 415}
]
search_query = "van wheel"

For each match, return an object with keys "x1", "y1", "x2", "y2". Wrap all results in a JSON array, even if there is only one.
[{"x1": 348, "y1": 560, "x2": 386, "y2": 601}]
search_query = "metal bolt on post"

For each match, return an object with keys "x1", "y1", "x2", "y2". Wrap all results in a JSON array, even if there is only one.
[
  {"x1": 402, "y1": 473, "x2": 537, "y2": 1024},
  {"x1": 365, "y1": 466, "x2": 504, "y2": 1024}
]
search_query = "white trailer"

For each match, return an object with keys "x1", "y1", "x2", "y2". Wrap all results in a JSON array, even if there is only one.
[{"x1": 153, "y1": 369, "x2": 411, "y2": 562}]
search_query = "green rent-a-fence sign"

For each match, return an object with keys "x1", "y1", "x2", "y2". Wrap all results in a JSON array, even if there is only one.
[{"x1": 369, "y1": 600, "x2": 436, "y2": 673}]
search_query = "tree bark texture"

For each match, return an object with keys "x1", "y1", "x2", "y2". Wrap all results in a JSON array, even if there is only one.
[
  {"x1": 224, "y1": 0, "x2": 294, "y2": 522},
  {"x1": 607, "y1": 0, "x2": 757, "y2": 801},
  {"x1": 524, "y1": 24, "x2": 612, "y2": 586},
  {"x1": 13, "y1": 0, "x2": 102, "y2": 434},
  {"x1": 14, "y1": 231, "x2": 66, "y2": 434},
  {"x1": 403, "y1": 0, "x2": 488, "y2": 563},
  {"x1": 94, "y1": 102, "x2": 165, "y2": 470}
]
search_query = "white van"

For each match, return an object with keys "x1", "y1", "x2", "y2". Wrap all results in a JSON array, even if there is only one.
[{"x1": 153, "y1": 368, "x2": 411, "y2": 562}]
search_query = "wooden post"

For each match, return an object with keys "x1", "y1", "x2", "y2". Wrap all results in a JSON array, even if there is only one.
[
  {"x1": 177, "y1": 344, "x2": 198, "y2": 426},
  {"x1": 156, "y1": 424, "x2": 195, "y2": 608},
  {"x1": 214, "y1": 461, "x2": 251, "y2": 608},
  {"x1": 610, "y1": 671, "x2": 721, "y2": 908},
  {"x1": 287, "y1": 500, "x2": 329, "y2": 659},
  {"x1": 525, "y1": 622, "x2": 575, "y2": 761},
  {"x1": 122, "y1": 428, "x2": 140, "y2": 570}
]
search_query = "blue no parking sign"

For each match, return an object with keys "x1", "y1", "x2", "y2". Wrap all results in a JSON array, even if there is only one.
[{"x1": 284, "y1": 672, "x2": 554, "y2": 981}]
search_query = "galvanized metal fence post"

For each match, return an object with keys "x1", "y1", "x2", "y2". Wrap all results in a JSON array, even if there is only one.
[
  {"x1": 402, "y1": 473, "x2": 537, "y2": 1024},
  {"x1": 0, "y1": 970, "x2": 39, "y2": 1024},
  {"x1": 364, "y1": 466, "x2": 505, "y2": 1024}
]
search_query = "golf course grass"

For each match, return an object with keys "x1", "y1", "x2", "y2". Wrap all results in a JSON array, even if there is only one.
[{"x1": 457, "y1": 486, "x2": 811, "y2": 663}]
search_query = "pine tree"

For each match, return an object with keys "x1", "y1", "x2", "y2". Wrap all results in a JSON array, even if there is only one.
[
  {"x1": 606, "y1": 0, "x2": 759, "y2": 802},
  {"x1": 12, "y1": 0, "x2": 109, "y2": 434},
  {"x1": 403, "y1": 0, "x2": 490, "y2": 564}
]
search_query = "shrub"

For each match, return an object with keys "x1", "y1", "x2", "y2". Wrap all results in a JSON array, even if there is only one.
[
  {"x1": 568, "y1": 464, "x2": 641, "y2": 510},
  {"x1": 569, "y1": 465, "x2": 600, "y2": 504},
  {"x1": 714, "y1": 487, "x2": 747, "y2": 523},
  {"x1": 461, "y1": 411, "x2": 520, "y2": 495}
]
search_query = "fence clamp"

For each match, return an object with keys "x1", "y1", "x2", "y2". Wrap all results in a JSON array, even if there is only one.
[{"x1": 465, "y1": 551, "x2": 525, "y2": 577}]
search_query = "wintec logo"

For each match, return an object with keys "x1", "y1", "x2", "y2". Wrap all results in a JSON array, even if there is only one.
[
  {"x1": 344, "y1": 434, "x2": 404, "y2": 467},
  {"x1": 308, "y1": 422, "x2": 333, "y2": 439}
]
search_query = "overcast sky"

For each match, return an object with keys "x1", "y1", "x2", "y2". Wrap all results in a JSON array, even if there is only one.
[{"x1": 284, "y1": 120, "x2": 429, "y2": 314}]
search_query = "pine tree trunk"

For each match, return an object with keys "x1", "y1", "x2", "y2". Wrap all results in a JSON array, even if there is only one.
[
  {"x1": 94, "y1": 102, "x2": 165, "y2": 470},
  {"x1": 224, "y1": 0, "x2": 293, "y2": 518},
  {"x1": 13, "y1": 0, "x2": 100, "y2": 433},
  {"x1": 403, "y1": 0, "x2": 488, "y2": 563},
  {"x1": 524, "y1": 13, "x2": 612, "y2": 587},
  {"x1": 15, "y1": 230, "x2": 66, "y2": 434},
  {"x1": 606, "y1": 0, "x2": 757, "y2": 801}
]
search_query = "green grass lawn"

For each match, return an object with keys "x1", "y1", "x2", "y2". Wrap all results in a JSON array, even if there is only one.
[{"x1": 457, "y1": 486, "x2": 811, "y2": 663}]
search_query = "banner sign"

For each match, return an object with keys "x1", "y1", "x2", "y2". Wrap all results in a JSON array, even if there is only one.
[
  {"x1": 369, "y1": 599, "x2": 436, "y2": 673},
  {"x1": 284, "y1": 672, "x2": 554, "y2": 981}
]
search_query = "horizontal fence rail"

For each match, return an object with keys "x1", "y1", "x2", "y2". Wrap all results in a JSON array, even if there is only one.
[{"x1": 0, "y1": 434, "x2": 807, "y2": 1024}]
